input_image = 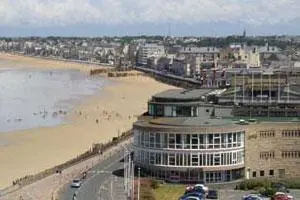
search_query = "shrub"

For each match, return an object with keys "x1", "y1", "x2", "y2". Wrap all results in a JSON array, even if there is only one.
[
  {"x1": 259, "y1": 187, "x2": 276, "y2": 197},
  {"x1": 237, "y1": 179, "x2": 271, "y2": 190}
]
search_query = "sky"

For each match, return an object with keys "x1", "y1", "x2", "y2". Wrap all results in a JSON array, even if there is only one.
[{"x1": 0, "y1": 0, "x2": 300, "y2": 37}]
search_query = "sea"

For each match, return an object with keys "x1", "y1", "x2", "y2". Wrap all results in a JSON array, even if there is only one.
[{"x1": 0, "y1": 62, "x2": 106, "y2": 133}]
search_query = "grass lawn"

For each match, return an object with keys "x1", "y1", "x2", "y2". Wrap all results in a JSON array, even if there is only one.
[{"x1": 154, "y1": 184, "x2": 185, "y2": 200}]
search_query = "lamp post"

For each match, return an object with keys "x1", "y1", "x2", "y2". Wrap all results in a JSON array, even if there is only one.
[{"x1": 137, "y1": 167, "x2": 141, "y2": 200}]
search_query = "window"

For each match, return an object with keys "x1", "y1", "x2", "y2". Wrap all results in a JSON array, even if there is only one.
[
  {"x1": 214, "y1": 134, "x2": 220, "y2": 149},
  {"x1": 191, "y1": 134, "x2": 198, "y2": 149},
  {"x1": 155, "y1": 133, "x2": 161, "y2": 148},
  {"x1": 192, "y1": 154, "x2": 198, "y2": 166},
  {"x1": 176, "y1": 154, "x2": 183, "y2": 166},
  {"x1": 150, "y1": 152, "x2": 155, "y2": 164},
  {"x1": 150, "y1": 133, "x2": 155, "y2": 148},
  {"x1": 169, "y1": 154, "x2": 175, "y2": 165},
  {"x1": 199, "y1": 134, "x2": 206, "y2": 149},
  {"x1": 176, "y1": 134, "x2": 182, "y2": 149},
  {"x1": 184, "y1": 134, "x2": 191, "y2": 149},
  {"x1": 269, "y1": 170, "x2": 274, "y2": 176},
  {"x1": 252, "y1": 171, "x2": 256, "y2": 178},
  {"x1": 208, "y1": 134, "x2": 213, "y2": 149},
  {"x1": 260, "y1": 170, "x2": 265, "y2": 177},
  {"x1": 260, "y1": 151, "x2": 275, "y2": 160},
  {"x1": 168, "y1": 134, "x2": 175, "y2": 148},
  {"x1": 214, "y1": 154, "x2": 220, "y2": 166},
  {"x1": 227, "y1": 133, "x2": 232, "y2": 147}
]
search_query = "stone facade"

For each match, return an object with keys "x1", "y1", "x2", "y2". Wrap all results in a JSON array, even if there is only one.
[{"x1": 245, "y1": 122, "x2": 300, "y2": 179}]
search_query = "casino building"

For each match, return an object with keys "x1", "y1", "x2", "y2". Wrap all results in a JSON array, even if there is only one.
[
  {"x1": 133, "y1": 84, "x2": 300, "y2": 183},
  {"x1": 133, "y1": 89, "x2": 246, "y2": 183}
]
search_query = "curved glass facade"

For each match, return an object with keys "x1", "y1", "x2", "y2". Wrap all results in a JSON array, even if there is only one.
[{"x1": 133, "y1": 129, "x2": 245, "y2": 183}]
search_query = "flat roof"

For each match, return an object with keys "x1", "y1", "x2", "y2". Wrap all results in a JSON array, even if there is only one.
[
  {"x1": 149, "y1": 116, "x2": 234, "y2": 127},
  {"x1": 153, "y1": 89, "x2": 211, "y2": 101}
]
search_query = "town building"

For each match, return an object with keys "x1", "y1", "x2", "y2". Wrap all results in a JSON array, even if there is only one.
[
  {"x1": 133, "y1": 86, "x2": 300, "y2": 183},
  {"x1": 133, "y1": 89, "x2": 245, "y2": 183},
  {"x1": 137, "y1": 43, "x2": 166, "y2": 65}
]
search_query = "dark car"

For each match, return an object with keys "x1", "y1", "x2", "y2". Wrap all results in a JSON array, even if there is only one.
[
  {"x1": 193, "y1": 186, "x2": 206, "y2": 195},
  {"x1": 179, "y1": 192, "x2": 204, "y2": 200},
  {"x1": 207, "y1": 190, "x2": 218, "y2": 199}
]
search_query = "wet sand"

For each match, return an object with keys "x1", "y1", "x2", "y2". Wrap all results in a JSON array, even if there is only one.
[{"x1": 0, "y1": 53, "x2": 176, "y2": 189}]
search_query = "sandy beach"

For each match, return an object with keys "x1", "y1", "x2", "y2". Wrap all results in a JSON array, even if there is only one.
[{"x1": 0, "y1": 54, "x2": 176, "y2": 189}]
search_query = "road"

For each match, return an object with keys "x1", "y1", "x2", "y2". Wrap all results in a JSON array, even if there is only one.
[{"x1": 61, "y1": 145, "x2": 130, "y2": 200}]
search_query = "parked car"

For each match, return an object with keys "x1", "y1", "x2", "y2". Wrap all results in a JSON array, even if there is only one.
[
  {"x1": 181, "y1": 197, "x2": 202, "y2": 200},
  {"x1": 193, "y1": 186, "x2": 206, "y2": 195},
  {"x1": 71, "y1": 179, "x2": 82, "y2": 188},
  {"x1": 194, "y1": 184, "x2": 209, "y2": 193},
  {"x1": 207, "y1": 189, "x2": 218, "y2": 199},
  {"x1": 242, "y1": 194, "x2": 264, "y2": 200},
  {"x1": 272, "y1": 192, "x2": 294, "y2": 200},
  {"x1": 179, "y1": 192, "x2": 204, "y2": 200}
]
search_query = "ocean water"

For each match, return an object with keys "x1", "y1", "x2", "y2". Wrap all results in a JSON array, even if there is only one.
[{"x1": 0, "y1": 66, "x2": 107, "y2": 133}]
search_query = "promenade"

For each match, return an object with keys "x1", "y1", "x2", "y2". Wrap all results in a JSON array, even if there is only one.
[{"x1": 0, "y1": 138, "x2": 132, "y2": 200}]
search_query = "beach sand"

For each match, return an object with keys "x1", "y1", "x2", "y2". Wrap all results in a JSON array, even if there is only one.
[{"x1": 0, "y1": 54, "x2": 176, "y2": 189}]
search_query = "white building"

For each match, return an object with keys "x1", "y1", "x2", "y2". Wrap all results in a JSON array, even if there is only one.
[
  {"x1": 137, "y1": 43, "x2": 166, "y2": 65},
  {"x1": 133, "y1": 89, "x2": 245, "y2": 183}
]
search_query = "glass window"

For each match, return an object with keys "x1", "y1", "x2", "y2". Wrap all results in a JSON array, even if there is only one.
[
  {"x1": 162, "y1": 153, "x2": 168, "y2": 165},
  {"x1": 155, "y1": 133, "x2": 160, "y2": 148},
  {"x1": 168, "y1": 134, "x2": 175, "y2": 148},
  {"x1": 202, "y1": 154, "x2": 206, "y2": 166},
  {"x1": 260, "y1": 170, "x2": 264, "y2": 177},
  {"x1": 192, "y1": 154, "x2": 198, "y2": 166},
  {"x1": 150, "y1": 133, "x2": 155, "y2": 148},
  {"x1": 199, "y1": 154, "x2": 203, "y2": 166},
  {"x1": 221, "y1": 134, "x2": 226, "y2": 148},
  {"x1": 214, "y1": 134, "x2": 220, "y2": 149},
  {"x1": 144, "y1": 132, "x2": 149, "y2": 147},
  {"x1": 237, "y1": 133, "x2": 241, "y2": 146},
  {"x1": 176, "y1": 134, "x2": 182, "y2": 149},
  {"x1": 163, "y1": 133, "x2": 168, "y2": 148},
  {"x1": 169, "y1": 154, "x2": 175, "y2": 165},
  {"x1": 184, "y1": 154, "x2": 190, "y2": 166},
  {"x1": 214, "y1": 154, "x2": 220, "y2": 166},
  {"x1": 184, "y1": 134, "x2": 191, "y2": 149},
  {"x1": 199, "y1": 134, "x2": 206, "y2": 149},
  {"x1": 156, "y1": 153, "x2": 161, "y2": 165},
  {"x1": 150, "y1": 152, "x2": 155, "y2": 164},
  {"x1": 227, "y1": 133, "x2": 232, "y2": 148},
  {"x1": 208, "y1": 134, "x2": 213, "y2": 149},
  {"x1": 192, "y1": 134, "x2": 198, "y2": 149},
  {"x1": 176, "y1": 154, "x2": 183, "y2": 166}
]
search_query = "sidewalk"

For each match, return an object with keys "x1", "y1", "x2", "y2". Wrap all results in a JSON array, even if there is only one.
[{"x1": 0, "y1": 138, "x2": 132, "y2": 200}]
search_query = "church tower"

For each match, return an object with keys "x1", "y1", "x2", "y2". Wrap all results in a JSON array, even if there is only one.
[{"x1": 243, "y1": 28, "x2": 246, "y2": 38}]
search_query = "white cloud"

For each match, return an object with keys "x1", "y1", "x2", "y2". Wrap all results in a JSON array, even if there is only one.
[{"x1": 0, "y1": 0, "x2": 299, "y2": 26}]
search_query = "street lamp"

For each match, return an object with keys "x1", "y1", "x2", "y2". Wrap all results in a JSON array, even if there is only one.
[{"x1": 137, "y1": 167, "x2": 141, "y2": 200}]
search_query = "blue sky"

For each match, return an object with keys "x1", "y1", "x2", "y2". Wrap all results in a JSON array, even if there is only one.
[{"x1": 0, "y1": 0, "x2": 299, "y2": 37}]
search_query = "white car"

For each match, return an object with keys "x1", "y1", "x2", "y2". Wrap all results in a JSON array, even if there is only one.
[{"x1": 71, "y1": 179, "x2": 82, "y2": 188}]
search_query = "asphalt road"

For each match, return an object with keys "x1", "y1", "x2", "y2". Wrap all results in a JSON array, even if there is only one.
[{"x1": 61, "y1": 146, "x2": 130, "y2": 200}]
